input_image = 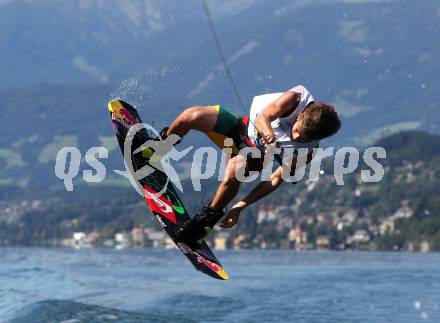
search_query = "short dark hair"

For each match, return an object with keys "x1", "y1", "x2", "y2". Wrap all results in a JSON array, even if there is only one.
[{"x1": 301, "y1": 102, "x2": 341, "y2": 140}]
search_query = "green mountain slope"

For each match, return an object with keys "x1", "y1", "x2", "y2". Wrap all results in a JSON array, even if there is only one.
[
  {"x1": 0, "y1": 0, "x2": 439, "y2": 227},
  {"x1": 1, "y1": 131, "x2": 439, "y2": 251},
  {"x1": 0, "y1": 0, "x2": 439, "y2": 143}
]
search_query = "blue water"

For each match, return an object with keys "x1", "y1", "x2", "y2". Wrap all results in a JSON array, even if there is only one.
[{"x1": 0, "y1": 248, "x2": 439, "y2": 323}]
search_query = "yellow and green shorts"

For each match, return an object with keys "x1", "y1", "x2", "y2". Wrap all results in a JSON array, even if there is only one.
[{"x1": 206, "y1": 105, "x2": 256, "y2": 155}]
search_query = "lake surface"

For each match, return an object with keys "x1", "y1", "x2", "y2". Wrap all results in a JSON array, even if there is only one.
[{"x1": 0, "y1": 248, "x2": 439, "y2": 322}]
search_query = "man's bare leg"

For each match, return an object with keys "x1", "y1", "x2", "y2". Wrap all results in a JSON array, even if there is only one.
[
  {"x1": 170, "y1": 108, "x2": 250, "y2": 243},
  {"x1": 168, "y1": 107, "x2": 245, "y2": 210},
  {"x1": 210, "y1": 155, "x2": 246, "y2": 211},
  {"x1": 174, "y1": 134, "x2": 249, "y2": 244},
  {"x1": 166, "y1": 106, "x2": 218, "y2": 138},
  {"x1": 175, "y1": 155, "x2": 246, "y2": 244}
]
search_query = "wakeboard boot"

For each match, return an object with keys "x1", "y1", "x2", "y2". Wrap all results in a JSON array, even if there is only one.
[
  {"x1": 141, "y1": 127, "x2": 181, "y2": 161},
  {"x1": 175, "y1": 204, "x2": 225, "y2": 246},
  {"x1": 156, "y1": 127, "x2": 182, "y2": 144},
  {"x1": 156, "y1": 127, "x2": 170, "y2": 141}
]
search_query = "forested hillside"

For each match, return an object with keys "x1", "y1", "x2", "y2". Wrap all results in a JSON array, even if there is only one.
[{"x1": 1, "y1": 131, "x2": 439, "y2": 251}]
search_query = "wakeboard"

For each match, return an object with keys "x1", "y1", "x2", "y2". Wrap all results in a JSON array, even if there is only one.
[{"x1": 108, "y1": 99, "x2": 228, "y2": 280}]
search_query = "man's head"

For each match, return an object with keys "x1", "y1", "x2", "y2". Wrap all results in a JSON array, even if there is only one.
[{"x1": 291, "y1": 101, "x2": 341, "y2": 142}]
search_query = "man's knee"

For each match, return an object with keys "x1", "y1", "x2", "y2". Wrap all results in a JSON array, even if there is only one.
[{"x1": 226, "y1": 155, "x2": 247, "y2": 180}]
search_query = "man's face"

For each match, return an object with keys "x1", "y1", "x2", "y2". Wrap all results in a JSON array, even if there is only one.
[{"x1": 291, "y1": 113, "x2": 308, "y2": 143}]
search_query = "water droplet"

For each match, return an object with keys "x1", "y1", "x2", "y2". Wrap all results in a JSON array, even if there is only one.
[{"x1": 414, "y1": 300, "x2": 421, "y2": 311}]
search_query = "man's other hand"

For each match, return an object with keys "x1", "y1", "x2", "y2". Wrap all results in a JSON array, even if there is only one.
[{"x1": 220, "y1": 206, "x2": 243, "y2": 229}]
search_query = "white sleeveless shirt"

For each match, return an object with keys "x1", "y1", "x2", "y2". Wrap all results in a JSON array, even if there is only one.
[{"x1": 247, "y1": 85, "x2": 319, "y2": 156}]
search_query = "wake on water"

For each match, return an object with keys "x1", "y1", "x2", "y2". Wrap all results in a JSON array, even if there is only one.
[
  {"x1": 2, "y1": 249, "x2": 440, "y2": 323},
  {"x1": 9, "y1": 299, "x2": 195, "y2": 323}
]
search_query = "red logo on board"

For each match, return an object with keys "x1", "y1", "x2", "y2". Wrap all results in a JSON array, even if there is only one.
[
  {"x1": 143, "y1": 186, "x2": 177, "y2": 224},
  {"x1": 197, "y1": 255, "x2": 221, "y2": 272},
  {"x1": 120, "y1": 108, "x2": 137, "y2": 125}
]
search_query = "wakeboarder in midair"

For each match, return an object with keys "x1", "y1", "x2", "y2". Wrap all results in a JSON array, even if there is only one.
[{"x1": 156, "y1": 85, "x2": 341, "y2": 245}]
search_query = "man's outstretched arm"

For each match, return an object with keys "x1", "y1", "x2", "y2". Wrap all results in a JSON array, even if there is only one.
[
  {"x1": 220, "y1": 151, "x2": 314, "y2": 228},
  {"x1": 239, "y1": 167, "x2": 283, "y2": 208},
  {"x1": 220, "y1": 167, "x2": 283, "y2": 228}
]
